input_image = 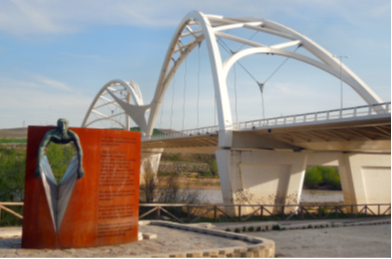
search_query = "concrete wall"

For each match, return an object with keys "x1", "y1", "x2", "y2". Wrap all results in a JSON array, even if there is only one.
[
  {"x1": 216, "y1": 149, "x2": 308, "y2": 215},
  {"x1": 216, "y1": 150, "x2": 391, "y2": 216}
]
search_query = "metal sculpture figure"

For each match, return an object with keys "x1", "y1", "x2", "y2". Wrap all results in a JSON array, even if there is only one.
[{"x1": 35, "y1": 118, "x2": 85, "y2": 179}]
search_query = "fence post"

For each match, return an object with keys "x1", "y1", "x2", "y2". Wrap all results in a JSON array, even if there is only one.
[
  {"x1": 378, "y1": 205, "x2": 380, "y2": 216},
  {"x1": 187, "y1": 205, "x2": 190, "y2": 223},
  {"x1": 301, "y1": 206, "x2": 304, "y2": 220},
  {"x1": 365, "y1": 205, "x2": 367, "y2": 216},
  {"x1": 351, "y1": 205, "x2": 353, "y2": 218},
  {"x1": 238, "y1": 205, "x2": 241, "y2": 221},
  {"x1": 319, "y1": 206, "x2": 322, "y2": 219},
  {"x1": 260, "y1": 206, "x2": 264, "y2": 221},
  {"x1": 156, "y1": 206, "x2": 161, "y2": 220},
  {"x1": 335, "y1": 206, "x2": 338, "y2": 219},
  {"x1": 282, "y1": 205, "x2": 285, "y2": 220},
  {"x1": 214, "y1": 206, "x2": 217, "y2": 223}
]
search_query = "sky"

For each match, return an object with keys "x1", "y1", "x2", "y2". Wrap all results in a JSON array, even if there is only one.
[{"x1": 0, "y1": 0, "x2": 390, "y2": 130}]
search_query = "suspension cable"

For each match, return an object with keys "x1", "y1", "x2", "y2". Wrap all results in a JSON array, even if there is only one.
[
  {"x1": 262, "y1": 45, "x2": 301, "y2": 85},
  {"x1": 235, "y1": 30, "x2": 258, "y2": 53},
  {"x1": 217, "y1": 38, "x2": 259, "y2": 83},
  {"x1": 169, "y1": 69, "x2": 176, "y2": 130},
  {"x1": 197, "y1": 43, "x2": 201, "y2": 128},
  {"x1": 182, "y1": 53, "x2": 187, "y2": 131},
  {"x1": 218, "y1": 36, "x2": 301, "y2": 120}
]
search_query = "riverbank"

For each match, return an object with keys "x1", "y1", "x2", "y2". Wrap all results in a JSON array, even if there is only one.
[
  {"x1": 156, "y1": 176, "x2": 344, "y2": 204},
  {"x1": 157, "y1": 175, "x2": 221, "y2": 190}
]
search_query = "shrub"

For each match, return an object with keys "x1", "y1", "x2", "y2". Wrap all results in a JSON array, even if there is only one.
[
  {"x1": 304, "y1": 167, "x2": 322, "y2": 188},
  {"x1": 304, "y1": 166, "x2": 341, "y2": 189},
  {"x1": 0, "y1": 141, "x2": 26, "y2": 202},
  {"x1": 320, "y1": 166, "x2": 341, "y2": 189},
  {"x1": 157, "y1": 175, "x2": 203, "y2": 204},
  {"x1": 140, "y1": 166, "x2": 157, "y2": 203},
  {"x1": 208, "y1": 159, "x2": 218, "y2": 176},
  {"x1": 46, "y1": 142, "x2": 75, "y2": 184},
  {"x1": 272, "y1": 225, "x2": 281, "y2": 231}
]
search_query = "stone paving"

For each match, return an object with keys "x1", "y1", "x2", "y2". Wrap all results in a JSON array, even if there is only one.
[
  {"x1": 1, "y1": 217, "x2": 389, "y2": 257},
  {"x1": 0, "y1": 222, "x2": 274, "y2": 257}
]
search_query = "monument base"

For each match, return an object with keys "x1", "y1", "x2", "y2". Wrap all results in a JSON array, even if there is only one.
[{"x1": 22, "y1": 127, "x2": 141, "y2": 249}]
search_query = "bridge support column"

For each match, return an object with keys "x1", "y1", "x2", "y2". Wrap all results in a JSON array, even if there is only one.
[
  {"x1": 216, "y1": 149, "x2": 308, "y2": 216},
  {"x1": 140, "y1": 148, "x2": 163, "y2": 185},
  {"x1": 338, "y1": 153, "x2": 391, "y2": 213}
]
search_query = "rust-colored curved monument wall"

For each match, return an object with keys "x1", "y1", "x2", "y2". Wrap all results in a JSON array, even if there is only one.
[{"x1": 22, "y1": 127, "x2": 140, "y2": 249}]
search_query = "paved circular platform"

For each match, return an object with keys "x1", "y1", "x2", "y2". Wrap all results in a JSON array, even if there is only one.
[{"x1": 0, "y1": 222, "x2": 274, "y2": 257}]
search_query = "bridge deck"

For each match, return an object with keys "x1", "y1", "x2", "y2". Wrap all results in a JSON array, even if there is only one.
[{"x1": 142, "y1": 103, "x2": 391, "y2": 154}]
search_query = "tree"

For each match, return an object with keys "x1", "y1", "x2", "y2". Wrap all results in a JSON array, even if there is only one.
[{"x1": 0, "y1": 142, "x2": 26, "y2": 202}]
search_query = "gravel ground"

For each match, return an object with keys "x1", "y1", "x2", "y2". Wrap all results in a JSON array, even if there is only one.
[
  {"x1": 0, "y1": 225, "x2": 251, "y2": 257},
  {"x1": 249, "y1": 224, "x2": 391, "y2": 257}
]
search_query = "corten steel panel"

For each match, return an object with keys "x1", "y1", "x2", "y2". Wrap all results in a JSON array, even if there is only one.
[{"x1": 22, "y1": 127, "x2": 141, "y2": 249}]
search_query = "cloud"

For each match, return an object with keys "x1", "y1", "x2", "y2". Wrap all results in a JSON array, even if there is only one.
[
  {"x1": 30, "y1": 74, "x2": 72, "y2": 91},
  {"x1": 0, "y1": 76, "x2": 40, "y2": 88},
  {"x1": 0, "y1": 0, "x2": 389, "y2": 36},
  {"x1": 0, "y1": 74, "x2": 72, "y2": 91}
]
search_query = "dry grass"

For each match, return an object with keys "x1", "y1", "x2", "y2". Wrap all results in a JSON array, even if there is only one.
[
  {"x1": 0, "y1": 128, "x2": 27, "y2": 138},
  {"x1": 157, "y1": 175, "x2": 221, "y2": 190}
]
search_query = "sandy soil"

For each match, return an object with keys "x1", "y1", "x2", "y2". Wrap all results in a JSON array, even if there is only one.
[{"x1": 249, "y1": 224, "x2": 391, "y2": 257}]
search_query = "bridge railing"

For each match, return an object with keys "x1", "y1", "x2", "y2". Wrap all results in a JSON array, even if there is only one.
[
  {"x1": 144, "y1": 125, "x2": 219, "y2": 141},
  {"x1": 142, "y1": 102, "x2": 390, "y2": 141},
  {"x1": 233, "y1": 102, "x2": 391, "y2": 130}
]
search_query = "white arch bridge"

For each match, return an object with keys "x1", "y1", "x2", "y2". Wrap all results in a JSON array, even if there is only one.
[{"x1": 82, "y1": 11, "x2": 391, "y2": 215}]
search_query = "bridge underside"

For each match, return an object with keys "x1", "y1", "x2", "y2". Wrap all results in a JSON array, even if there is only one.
[
  {"x1": 142, "y1": 115, "x2": 391, "y2": 154},
  {"x1": 141, "y1": 115, "x2": 391, "y2": 216}
]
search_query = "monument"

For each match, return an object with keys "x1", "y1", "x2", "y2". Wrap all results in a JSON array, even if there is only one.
[{"x1": 22, "y1": 119, "x2": 141, "y2": 249}]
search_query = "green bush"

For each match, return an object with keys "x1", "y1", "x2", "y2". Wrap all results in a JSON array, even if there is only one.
[
  {"x1": 304, "y1": 166, "x2": 341, "y2": 189},
  {"x1": 304, "y1": 167, "x2": 322, "y2": 188},
  {"x1": 46, "y1": 143, "x2": 75, "y2": 184},
  {"x1": 0, "y1": 142, "x2": 26, "y2": 202},
  {"x1": 320, "y1": 166, "x2": 341, "y2": 189},
  {"x1": 208, "y1": 159, "x2": 218, "y2": 176}
]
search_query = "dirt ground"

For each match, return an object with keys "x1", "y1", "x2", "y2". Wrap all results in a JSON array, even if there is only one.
[
  {"x1": 157, "y1": 176, "x2": 221, "y2": 190},
  {"x1": 249, "y1": 224, "x2": 391, "y2": 257}
]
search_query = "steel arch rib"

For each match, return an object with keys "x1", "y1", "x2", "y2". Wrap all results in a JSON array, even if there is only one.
[
  {"x1": 81, "y1": 79, "x2": 146, "y2": 129},
  {"x1": 146, "y1": 11, "x2": 384, "y2": 138},
  {"x1": 211, "y1": 14, "x2": 383, "y2": 105},
  {"x1": 222, "y1": 48, "x2": 380, "y2": 105},
  {"x1": 146, "y1": 11, "x2": 233, "y2": 138},
  {"x1": 83, "y1": 11, "x2": 384, "y2": 139}
]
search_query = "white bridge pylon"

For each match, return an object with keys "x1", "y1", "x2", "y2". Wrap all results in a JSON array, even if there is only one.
[{"x1": 82, "y1": 11, "x2": 384, "y2": 143}]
